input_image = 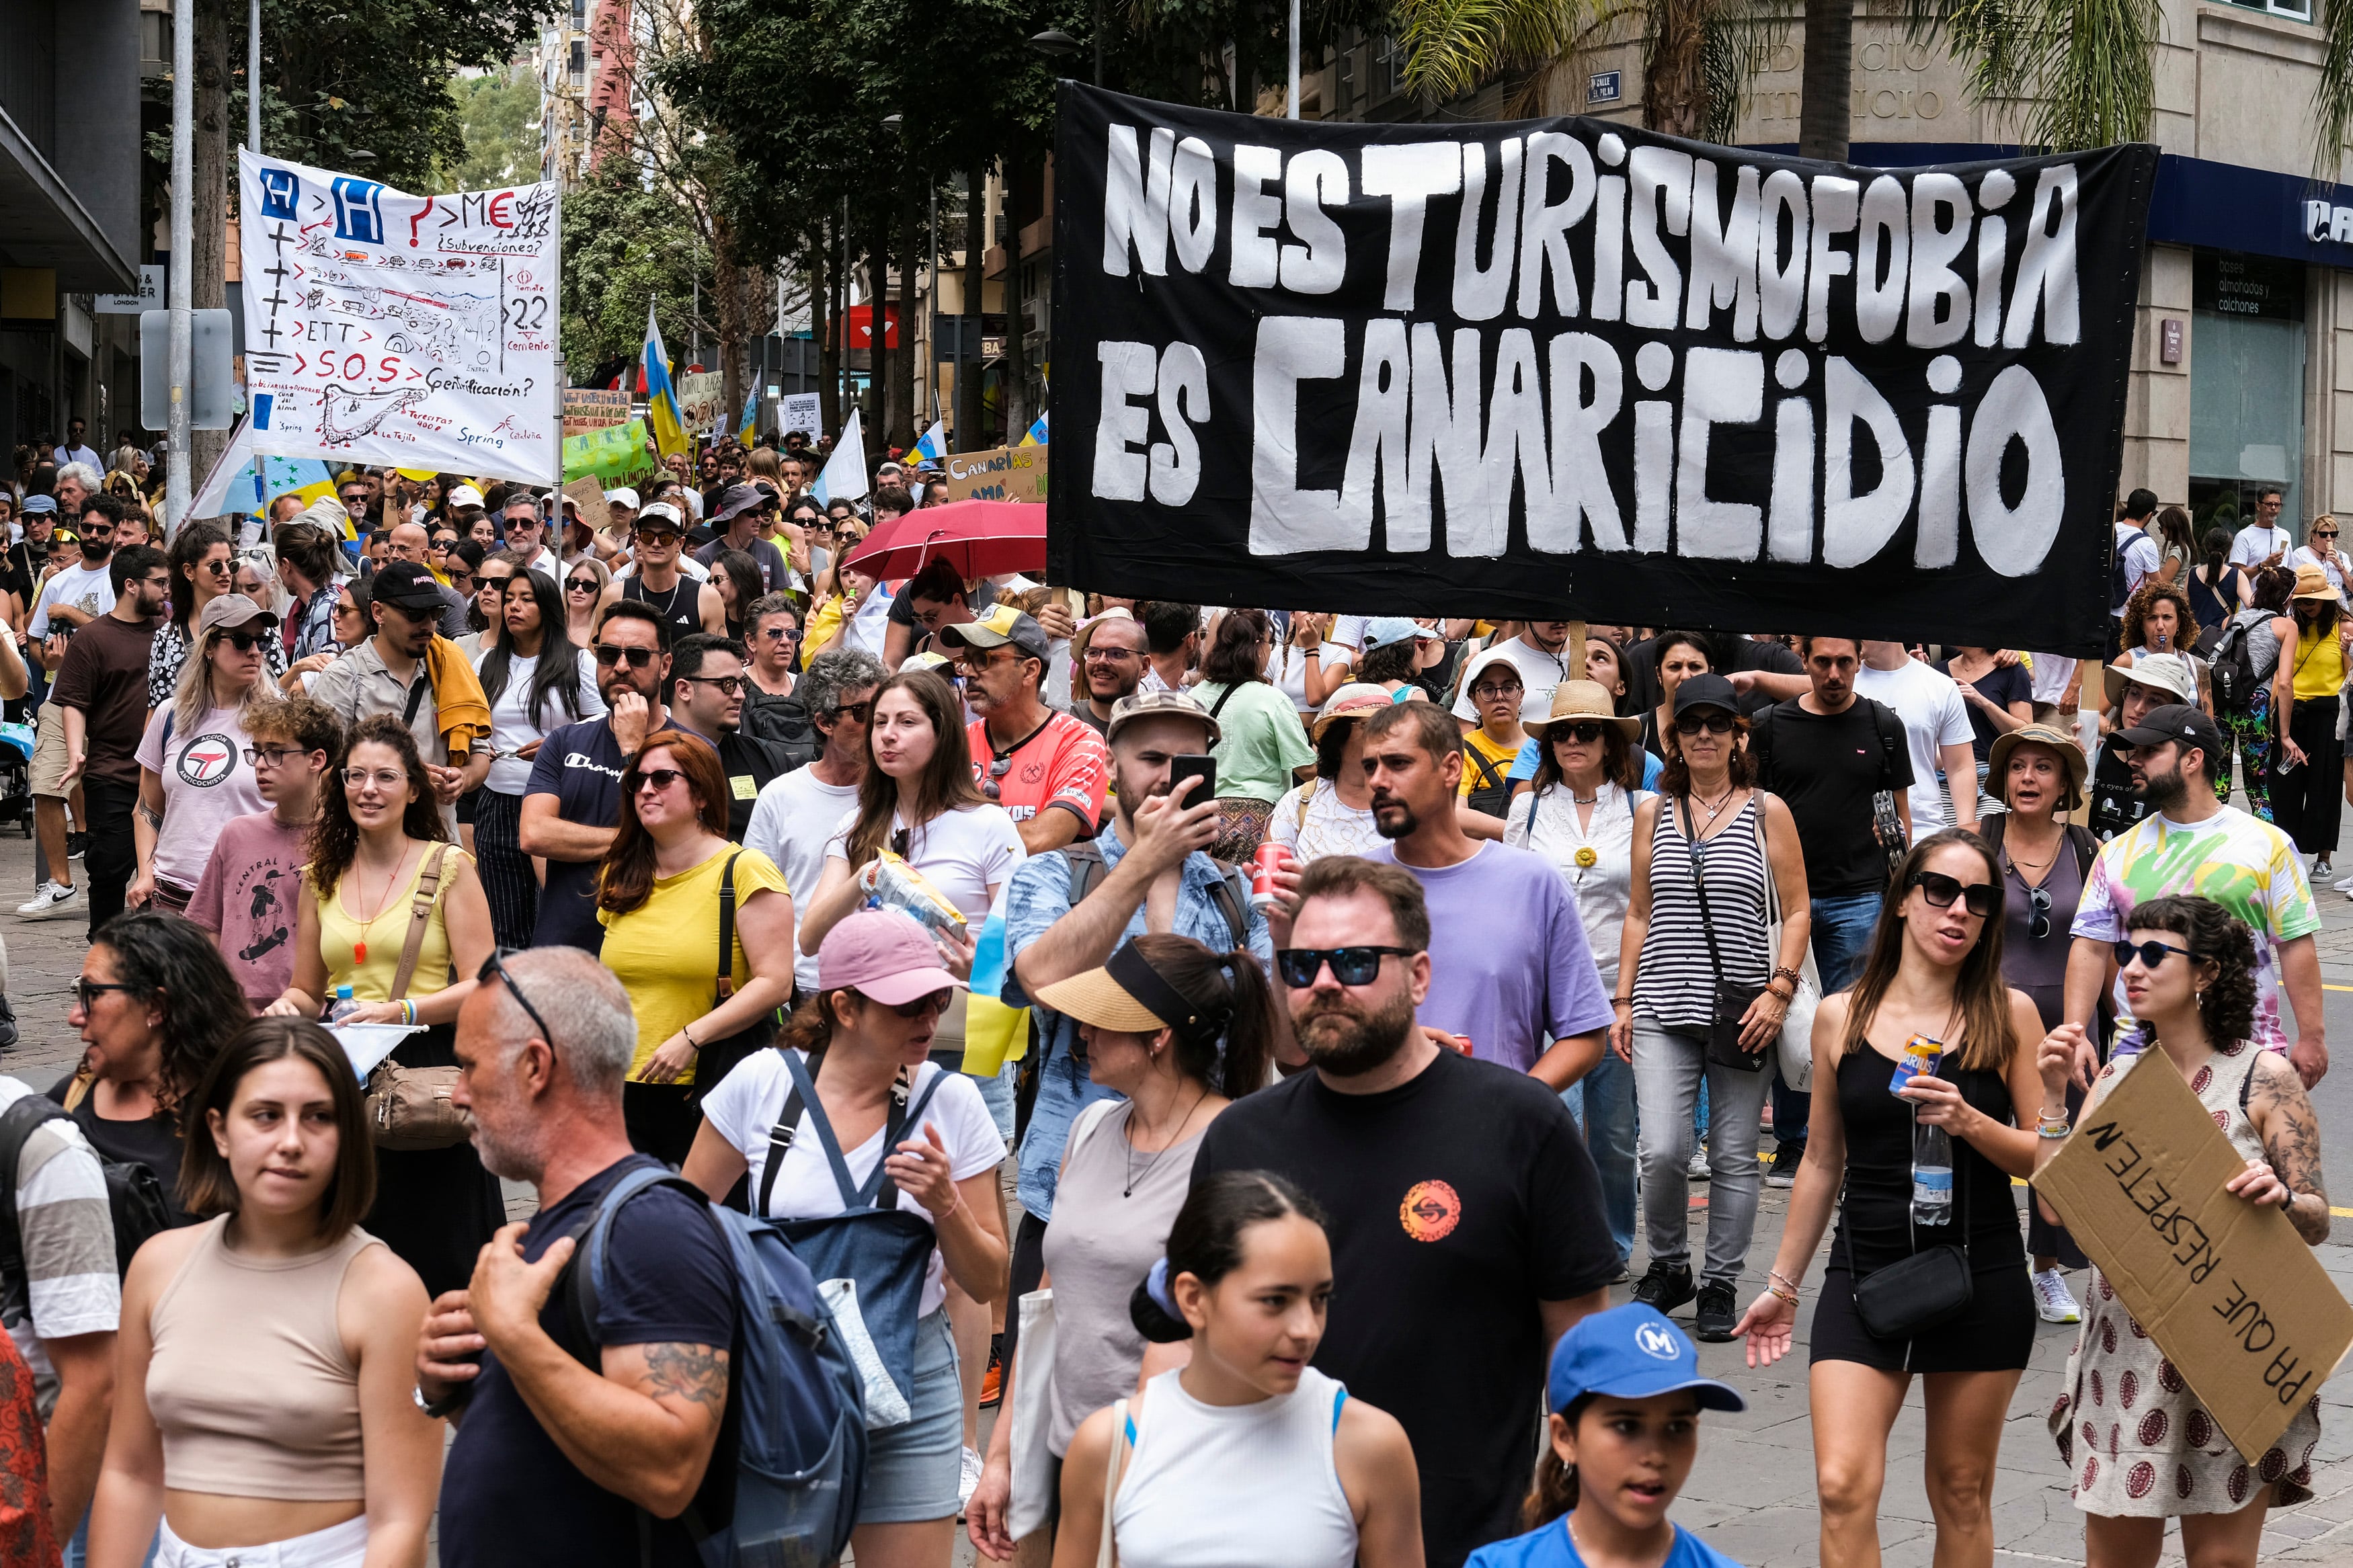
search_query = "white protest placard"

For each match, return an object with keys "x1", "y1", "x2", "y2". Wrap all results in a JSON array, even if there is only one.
[
  {"x1": 236, "y1": 150, "x2": 561, "y2": 484},
  {"x1": 779, "y1": 393, "x2": 823, "y2": 442}
]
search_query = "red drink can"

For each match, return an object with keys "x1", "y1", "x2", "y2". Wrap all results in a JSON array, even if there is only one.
[{"x1": 1250, "y1": 843, "x2": 1292, "y2": 909}]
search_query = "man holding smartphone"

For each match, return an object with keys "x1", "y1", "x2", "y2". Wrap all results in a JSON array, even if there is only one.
[{"x1": 942, "y1": 604, "x2": 1108, "y2": 854}]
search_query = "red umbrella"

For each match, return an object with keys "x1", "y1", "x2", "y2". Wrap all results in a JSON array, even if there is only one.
[{"x1": 842, "y1": 499, "x2": 1046, "y2": 583}]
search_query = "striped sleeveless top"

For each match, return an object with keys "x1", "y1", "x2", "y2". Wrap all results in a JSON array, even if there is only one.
[{"x1": 1632, "y1": 794, "x2": 1773, "y2": 1032}]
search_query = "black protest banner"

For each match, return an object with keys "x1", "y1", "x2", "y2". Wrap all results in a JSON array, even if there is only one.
[{"x1": 1047, "y1": 83, "x2": 2155, "y2": 655}]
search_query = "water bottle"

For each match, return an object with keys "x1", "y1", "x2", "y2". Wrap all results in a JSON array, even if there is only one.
[
  {"x1": 1911, "y1": 1112, "x2": 1954, "y2": 1226},
  {"x1": 325, "y1": 985, "x2": 360, "y2": 1024}
]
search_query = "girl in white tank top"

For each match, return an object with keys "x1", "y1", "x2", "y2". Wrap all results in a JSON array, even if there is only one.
[{"x1": 1051, "y1": 1171, "x2": 1424, "y2": 1568}]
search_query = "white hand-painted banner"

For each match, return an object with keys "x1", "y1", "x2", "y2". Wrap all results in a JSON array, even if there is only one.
[{"x1": 236, "y1": 150, "x2": 561, "y2": 484}]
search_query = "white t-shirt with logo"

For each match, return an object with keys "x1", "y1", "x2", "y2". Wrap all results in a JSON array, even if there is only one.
[
  {"x1": 824, "y1": 802, "x2": 1027, "y2": 925},
  {"x1": 134, "y1": 704, "x2": 267, "y2": 890},
  {"x1": 700, "y1": 1053, "x2": 1003, "y2": 1317},
  {"x1": 28, "y1": 562, "x2": 116, "y2": 638}
]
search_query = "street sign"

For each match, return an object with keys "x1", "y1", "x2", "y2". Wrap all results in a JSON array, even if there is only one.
[{"x1": 138, "y1": 308, "x2": 237, "y2": 429}]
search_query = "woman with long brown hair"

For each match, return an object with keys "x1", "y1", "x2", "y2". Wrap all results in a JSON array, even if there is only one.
[
  {"x1": 598, "y1": 727, "x2": 793, "y2": 1164},
  {"x1": 265, "y1": 713, "x2": 500, "y2": 1298},
  {"x1": 1191, "y1": 608, "x2": 1313, "y2": 860},
  {"x1": 1734, "y1": 829, "x2": 2046, "y2": 1568}
]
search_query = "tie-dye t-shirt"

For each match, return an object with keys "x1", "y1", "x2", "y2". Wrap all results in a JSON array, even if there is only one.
[{"x1": 2069, "y1": 807, "x2": 2319, "y2": 1051}]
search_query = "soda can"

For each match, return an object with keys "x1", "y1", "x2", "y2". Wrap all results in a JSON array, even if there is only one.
[{"x1": 1250, "y1": 842, "x2": 1292, "y2": 909}]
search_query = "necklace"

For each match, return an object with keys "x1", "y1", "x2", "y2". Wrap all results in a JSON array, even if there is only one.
[
  {"x1": 346, "y1": 841, "x2": 419, "y2": 965},
  {"x1": 637, "y1": 576, "x2": 685, "y2": 621},
  {"x1": 1692, "y1": 784, "x2": 1738, "y2": 830},
  {"x1": 1125, "y1": 1087, "x2": 1209, "y2": 1198}
]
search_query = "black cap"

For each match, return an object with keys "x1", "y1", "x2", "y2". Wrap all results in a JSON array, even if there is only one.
[
  {"x1": 1671, "y1": 672, "x2": 1740, "y2": 717},
  {"x1": 372, "y1": 561, "x2": 446, "y2": 610},
  {"x1": 2112, "y1": 703, "x2": 2225, "y2": 761}
]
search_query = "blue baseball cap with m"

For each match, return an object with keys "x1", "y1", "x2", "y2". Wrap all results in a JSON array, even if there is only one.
[{"x1": 1548, "y1": 1303, "x2": 1747, "y2": 1414}]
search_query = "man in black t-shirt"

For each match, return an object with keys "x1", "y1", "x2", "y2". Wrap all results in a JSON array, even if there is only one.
[
  {"x1": 425, "y1": 948, "x2": 735, "y2": 1568},
  {"x1": 665, "y1": 632, "x2": 790, "y2": 841},
  {"x1": 1744, "y1": 636, "x2": 1913, "y2": 1180},
  {"x1": 1194, "y1": 854, "x2": 1612, "y2": 1568}
]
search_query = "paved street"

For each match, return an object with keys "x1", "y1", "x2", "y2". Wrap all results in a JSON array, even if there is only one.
[{"x1": 5, "y1": 822, "x2": 2351, "y2": 1565}]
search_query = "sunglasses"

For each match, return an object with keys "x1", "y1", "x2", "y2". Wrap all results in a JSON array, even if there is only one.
[
  {"x1": 478, "y1": 948, "x2": 555, "y2": 1048},
  {"x1": 681, "y1": 673, "x2": 744, "y2": 696},
  {"x1": 829, "y1": 700, "x2": 873, "y2": 725},
  {"x1": 2026, "y1": 883, "x2": 2052, "y2": 941},
  {"x1": 71, "y1": 978, "x2": 136, "y2": 1010},
  {"x1": 1907, "y1": 869, "x2": 2000, "y2": 919},
  {"x1": 2113, "y1": 938, "x2": 2196, "y2": 970},
  {"x1": 200, "y1": 558, "x2": 233, "y2": 576},
  {"x1": 213, "y1": 628, "x2": 266, "y2": 652},
  {"x1": 594, "y1": 644, "x2": 655, "y2": 668},
  {"x1": 1673, "y1": 711, "x2": 1737, "y2": 736},
  {"x1": 2319, "y1": 531, "x2": 2341, "y2": 539},
  {"x1": 757, "y1": 624, "x2": 799, "y2": 641},
  {"x1": 1550, "y1": 721, "x2": 1611, "y2": 745},
  {"x1": 1275, "y1": 946, "x2": 1417, "y2": 987},
  {"x1": 565, "y1": 577, "x2": 599, "y2": 593},
  {"x1": 635, "y1": 529, "x2": 682, "y2": 544},
  {"x1": 870, "y1": 988, "x2": 951, "y2": 1019},
  {"x1": 635, "y1": 767, "x2": 687, "y2": 793}
]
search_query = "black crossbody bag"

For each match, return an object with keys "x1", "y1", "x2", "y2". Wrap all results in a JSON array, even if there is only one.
[
  {"x1": 1843, "y1": 1105, "x2": 1975, "y2": 1341},
  {"x1": 1684, "y1": 798, "x2": 1767, "y2": 1073}
]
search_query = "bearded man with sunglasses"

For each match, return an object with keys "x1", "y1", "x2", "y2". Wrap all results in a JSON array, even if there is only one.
[
  {"x1": 2065, "y1": 703, "x2": 2327, "y2": 1087},
  {"x1": 520, "y1": 600, "x2": 672, "y2": 952},
  {"x1": 941, "y1": 606, "x2": 1107, "y2": 855},
  {"x1": 1193, "y1": 852, "x2": 1613, "y2": 1568},
  {"x1": 664, "y1": 632, "x2": 790, "y2": 842}
]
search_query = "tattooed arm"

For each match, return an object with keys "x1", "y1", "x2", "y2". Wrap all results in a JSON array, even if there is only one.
[{"x1": 2242, "y1": 1051, "x2": 2332, "y2": 1246}]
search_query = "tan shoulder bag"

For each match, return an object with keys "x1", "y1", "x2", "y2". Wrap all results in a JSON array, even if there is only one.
[{"x1": 363, "y1": 843, "x2": 471, "y2": 1150}]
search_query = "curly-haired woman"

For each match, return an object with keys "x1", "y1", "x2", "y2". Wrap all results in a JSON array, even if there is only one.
[
  {"x1": 2118, "y1": 578, "x2": 2207, "y2": 710},
  {"x1": 2035, "y1": 896, "x2": 2329, "y2": 1567}
]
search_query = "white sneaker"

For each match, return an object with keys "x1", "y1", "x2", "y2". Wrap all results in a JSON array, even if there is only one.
[
  {"x1": 2032, "y1": 1268, "x2": 2081, "y2": 1324},
  {"x1": 1687, "y1": 1147, "x2": 1712, "y2": 1181},
  {"x1": 2332, "y1": 870, "x2": 2353, "y2": 892},
  {"x1": 14, "y1": 882, "x2": 78, "y2": 921},
  {"x1": 958, "y1": 1444, "x2": 982, "y2": 1514}
]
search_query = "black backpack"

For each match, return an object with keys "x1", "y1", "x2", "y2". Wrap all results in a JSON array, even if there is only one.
[
  {"x1": 2209, "y1": 612, "x2": 2263, "y2": 716},
  {"x1": 0, "y1": 1095, "x2": 173, "y2": 1278},
  {"x1": 740, "y1": 688, "x2": 819, "y2": 772}
]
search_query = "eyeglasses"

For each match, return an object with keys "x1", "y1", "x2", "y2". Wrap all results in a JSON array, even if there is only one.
[
  {"x1": 1471, "y1": 682, "x2": 1523, "y2": 701},
  {"x1": 959, "y1": 648, "x2": 1012, "y2": 675},
  {"x1": 1082, "y1": 647, "x2": 1139, "y2": 663},
  {"x1": 1550, "y1": 721, "x2": 1611, "y2": 745},
  {"x1": 343, "y1": 767, "x2": 407, "y2": 789},
  {"x1": 214, "y1": 628, "x2": 266, "y2": 652},
  {"x1": 1274, "y1": 946, "x2": 1417, "y2": 987},
  {"x1": 243, "y1": 744, "x2": 306, "y2": 765},
  {"x1": 2026, "y1": 884, "x2": 2052, "y2": 940},
  {"x1": 829, "y1": 700, "x2": 873, "y2": 725},
  {"x1": 594, "y1": 644, "x2": 655, "y2": 669},
  {"x1": 71, "y1": 978, "x2": 136, "y2": 1009},
  {"x1": 478, "y1": 948, "x2": 555, "y2": 1048},
  {"x1": 1907, "y1": 869, "x2": 2000, "y2": 919},
  {"x1": 1673, "y1": 711, "x2": 1737, "y2": 736},
  {"x1": 565, "y1": 577, "x2": 599, "y2": 593},
  {"x1": 2113, "y1": 938, "x2": 2196, "y2": 970},
  {"x1": 681, "y1": 673, "x2": 744, "y2": 696}
]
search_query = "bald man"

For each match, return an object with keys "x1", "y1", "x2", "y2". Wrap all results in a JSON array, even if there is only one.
[{"x1": 387, "y1": 522, "x2": 473, "y2": 637}]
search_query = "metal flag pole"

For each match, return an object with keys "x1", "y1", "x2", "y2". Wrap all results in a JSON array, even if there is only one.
[
  {"x1": 247, "y1": 0, "x2": 261, "y2": 151},
  {"x1": 165, "y1": 0, "x2": 194, "y2": 532}
]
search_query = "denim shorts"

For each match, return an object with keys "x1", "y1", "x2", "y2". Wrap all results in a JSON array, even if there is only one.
[{"x1": 859, "y1": 1307, "x2": 964, "y2": 1524}]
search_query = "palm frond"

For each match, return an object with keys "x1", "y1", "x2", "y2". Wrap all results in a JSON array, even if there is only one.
[
  {"x1": 2314, "y1": 0, "x2": 2353, "y2": 176},
  {"x1": 1396, "y1": 0, "x2": 1590, "y2": 100}
]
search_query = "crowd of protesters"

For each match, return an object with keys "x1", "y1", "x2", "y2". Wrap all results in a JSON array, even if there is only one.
[{"x1": 0, "y1": 447, "x2": 2331, "y2": 1568}]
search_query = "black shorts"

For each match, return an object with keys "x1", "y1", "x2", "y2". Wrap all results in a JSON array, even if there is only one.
[{"x1": 1810, "y1": 1264, "x2": 2035, "y2": 1374}]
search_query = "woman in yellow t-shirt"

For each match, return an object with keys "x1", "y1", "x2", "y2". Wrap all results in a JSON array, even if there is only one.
[
  {"x1": 1457, "y1": 645, "x2": 1527, "y2": 824},
  {"x1": 600, "y1": 728, "x2": 796, "y2": 1164},
  {"x1": 266, "y1": 712, "x2": 502, "y2": 1298},
  {"x1": 2276, "y1": 563, "x2": 2352, "y2": 877}
]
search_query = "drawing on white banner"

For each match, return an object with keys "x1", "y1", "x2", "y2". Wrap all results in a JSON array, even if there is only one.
[{"x1": 238, "y1": 150, "x2": 561, "y2": 483}]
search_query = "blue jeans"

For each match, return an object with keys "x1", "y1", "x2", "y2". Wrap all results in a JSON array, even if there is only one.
[
  {"x1": 1774, "y1": 893, "x2": 1883, "y2": 1153},
  {"x1": 1564, "y1": 1050, "x2": 1638, "y2": 1269}
]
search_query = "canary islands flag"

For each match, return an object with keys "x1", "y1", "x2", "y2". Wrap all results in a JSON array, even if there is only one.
[
  {"x1": 912, "y1": 420, "x2": 947, "y2": 464},
  {"x1": 642, "y1": 300, "x2": 690, "y2": 461},
  {"x1": 738, "y1": 388, "x2": 759, "y2": 449},
  {"x1": 1019, "y1": 410, "x2": 1047, "y2": 447}
]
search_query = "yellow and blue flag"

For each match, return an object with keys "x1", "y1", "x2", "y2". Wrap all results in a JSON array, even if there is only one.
[
  {"x1": 1018, "y1": 410, "x2": 1047, "y2": 447},
  {"x1": 912, "y1": 420, "x2": 947, "y2": 464},
  {"x1": 738, "y1": 388, "x2": 759, "y2": 449},
  {"x1": 642, "y1": 300, "x2": 690, "y2": 461}
]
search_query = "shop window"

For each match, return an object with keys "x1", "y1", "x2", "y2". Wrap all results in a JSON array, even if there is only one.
[{"x1": 2189, "y1": 251, "x2": 2307, "y2": 536}]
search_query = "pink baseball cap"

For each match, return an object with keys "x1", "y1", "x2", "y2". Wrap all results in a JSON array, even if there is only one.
[{"x1": 816, "y1": 909, "x2": 966, "y2": 1005}]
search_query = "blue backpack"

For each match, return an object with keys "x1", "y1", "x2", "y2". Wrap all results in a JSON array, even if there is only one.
[{"x1": 559, "y1": 1164, "x2": 867, "y2": 1568}]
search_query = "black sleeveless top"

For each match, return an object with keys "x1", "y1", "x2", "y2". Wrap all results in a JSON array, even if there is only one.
[
  {"x1": 621, "y1": 573, "x2": 700, "y2": 642},
  {"x1": 1827, "y1": 1042, "x2": 2024, "y2": 1276}
]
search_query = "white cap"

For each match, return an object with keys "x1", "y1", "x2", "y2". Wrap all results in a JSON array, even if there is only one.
[
  {"x1": 606, "y1": 487, "x2": 640, "y2": 510},
  {"x1": 448, "y1": 484, "x2": 485, "y2": 510}
]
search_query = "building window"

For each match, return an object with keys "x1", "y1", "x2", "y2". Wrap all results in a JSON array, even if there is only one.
[
  {"x1": 2189, "y1": 250, "x2": 2307, "y2": 534},
  {"x1": 570, "y1": 39, "x2": 586, "y2": 77},
  {"x1": 2219, "y1": 0, "x2": 2311, "y2": 18}
]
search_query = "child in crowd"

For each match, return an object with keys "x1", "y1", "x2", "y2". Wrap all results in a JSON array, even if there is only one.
[{"x1": 1470, "y1": 1305, "x2": 1747, "y2": 1568}]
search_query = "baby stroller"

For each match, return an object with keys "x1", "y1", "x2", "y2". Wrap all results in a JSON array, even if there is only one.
[{"x1": 0, "y1": 721, "x2": 32, "y2": 839}]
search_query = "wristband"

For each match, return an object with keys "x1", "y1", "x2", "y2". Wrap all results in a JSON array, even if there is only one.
[{"x1": 681, "y1": 1023, "x2": 699, "y2": 1050}]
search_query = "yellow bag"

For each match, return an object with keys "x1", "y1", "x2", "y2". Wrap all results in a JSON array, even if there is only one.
[{"x1": 959, "y1": 994, "x2": 1031, "y2": 1076}]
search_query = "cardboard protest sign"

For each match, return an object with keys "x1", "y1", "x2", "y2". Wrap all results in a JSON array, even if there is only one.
[
  {"x1": 563, "y1": 388, "x2": 632, "y2": 434},
  {"x1": 2036, "y1": 1048, "x2": 2353, "y2": 1464},
  {"x1": 1047, "y1": 83, "x2": 2156, "y2": 655},
  {"x1": 561, "y1": 475, "x2": 612, "y2": 524},
  {"x1": 238, "y1": 151, "x2": 560, "y2": 483},
  {"x1": 939, "y1": 445, "x2": 1049, "y2": 503}
]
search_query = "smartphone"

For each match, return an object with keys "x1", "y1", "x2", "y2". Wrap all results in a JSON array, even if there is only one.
[{"x1": 1168, "y1": 753, "x2": 1217, "y2": 805}]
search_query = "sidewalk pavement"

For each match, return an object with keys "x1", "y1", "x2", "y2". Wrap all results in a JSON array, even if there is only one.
[{"x1": 1, "y1": 829, "x2": 2347, "y2": 1566}]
